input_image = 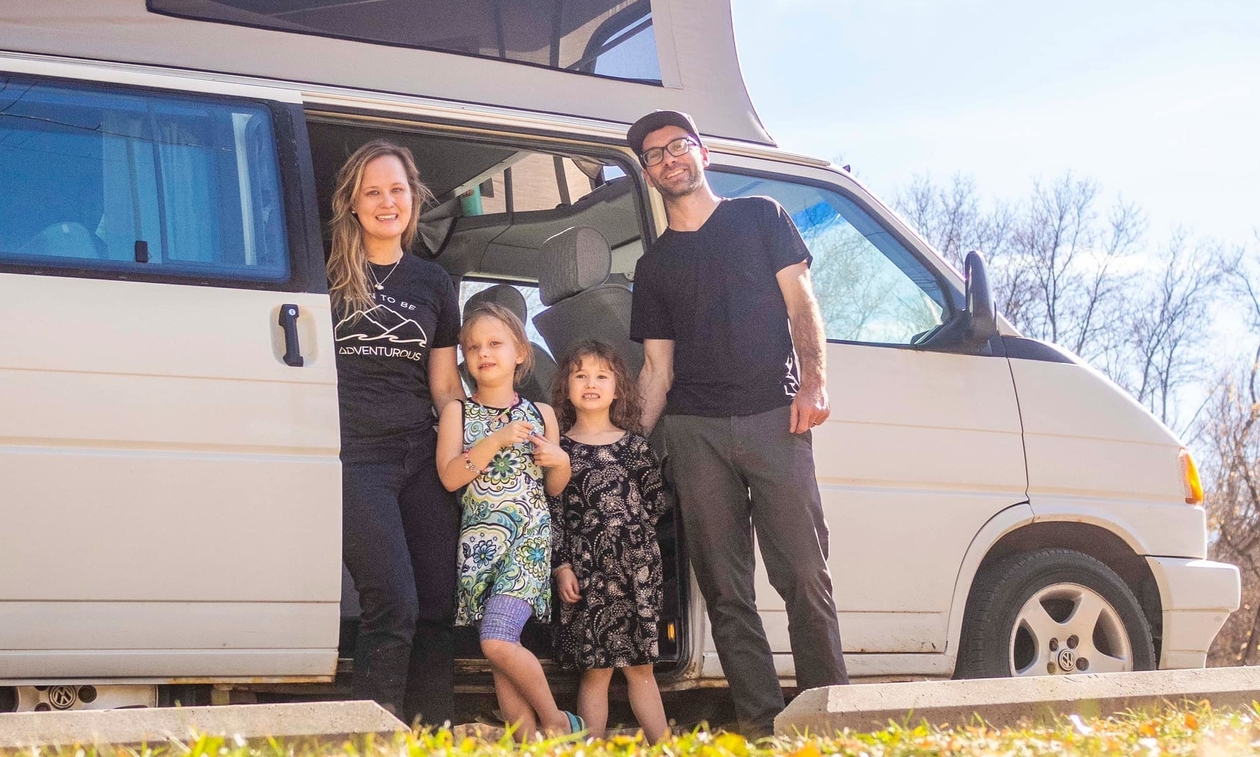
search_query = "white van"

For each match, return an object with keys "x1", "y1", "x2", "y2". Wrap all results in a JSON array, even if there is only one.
[{"x1": 0, "y1": 0, "x2": 1240, "y2": 712}]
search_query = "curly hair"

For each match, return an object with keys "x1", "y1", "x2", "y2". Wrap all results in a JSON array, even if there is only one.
[
  {"x1": 461, "y1": 301, "x2": 535, "y2": 385},
  {"x1": 551, "y1": 341, "x2": 643, "y2": 434}
]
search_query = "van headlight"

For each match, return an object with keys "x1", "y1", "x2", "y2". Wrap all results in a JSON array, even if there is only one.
[{"x1": 1180, "y1": 448, "x2": 1204, "y2": 505}]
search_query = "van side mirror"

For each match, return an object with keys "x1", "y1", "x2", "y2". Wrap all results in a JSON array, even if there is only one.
[{"x1": 917, "y1": 250, "x2": 998, "y2": 353}]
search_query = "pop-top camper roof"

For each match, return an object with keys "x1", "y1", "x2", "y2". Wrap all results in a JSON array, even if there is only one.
[{"x1": 0, "y1": 0, "x2": 773, "y2": 146}]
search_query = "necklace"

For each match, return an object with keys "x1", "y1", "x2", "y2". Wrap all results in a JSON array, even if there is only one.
[
  {"x1": 369, "y1": 256, "x2": 402, "y2": 291},
  {"x1": 474, "y1": 392, "x2": 519, "y2": 427}
]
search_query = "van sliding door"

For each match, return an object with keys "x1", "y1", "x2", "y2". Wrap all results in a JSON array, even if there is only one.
[{"x1": 0, "y1": 71, "x2": 340, "y2": 682}]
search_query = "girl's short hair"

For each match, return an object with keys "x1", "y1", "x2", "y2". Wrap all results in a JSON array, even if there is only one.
[
  {"x1": 460, "y1": 302, "x2": 535, "y2": 384},
  {"x1": 551, "y1": 341, "x2": 643, "y2": 434}
]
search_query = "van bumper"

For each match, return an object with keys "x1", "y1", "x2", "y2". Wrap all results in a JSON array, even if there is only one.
[{"x1": 1146, "y1": 557, "x2": 1241, "y2": 668}]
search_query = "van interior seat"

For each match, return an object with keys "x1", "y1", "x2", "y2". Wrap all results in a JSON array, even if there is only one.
[
  {"x1": 533, "y1": 225, "x2": 644, "y2": 378},
  {"x1": 461, "y1": 283, "x2": 558, "y2": 404},
  {"x1": 18, "y1": 222, "x2": 107, "y2": 260}
]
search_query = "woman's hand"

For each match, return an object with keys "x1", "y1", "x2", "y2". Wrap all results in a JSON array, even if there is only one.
[
  {"x1": 530, "y1": 432, "x2": 570, "y2": 469},
  {"x1": 555, "y1": 566, "x2": 581, "y2": 604},
  {"x1": 490, "y1": 420, "x2": 535, "y2": 450}
]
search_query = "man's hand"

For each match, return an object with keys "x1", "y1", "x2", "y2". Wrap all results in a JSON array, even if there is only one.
[
  {"x1": 778, "y1": 261, "x2": 830, "y2": 435},
  {"x1": 790, "y1": 383, "x2": 830, "y2": 434},
  {"x1": 555, "y1": 566, "x2": 581, "y2": 604}
]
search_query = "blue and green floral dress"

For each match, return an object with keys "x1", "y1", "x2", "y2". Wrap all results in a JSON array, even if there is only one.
[{"x1": 455, "y1": 396, "x2": 552, "y2": 625}]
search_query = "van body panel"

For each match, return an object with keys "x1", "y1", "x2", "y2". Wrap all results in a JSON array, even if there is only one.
[
  {"x1": 1028, "y1": 501, "x2": 1208, "y2": 560},
  {"x1": 1147, "y1": 557, "x2": 1240, "y2": 669},
  {"x1": 0, "y1": 52, "x2": 303, "y2": 103},
  {"x1": 0, "y1": 650, "x2": 334, "y2": 681},
  {"x1": 942, "y1": 503, "x2": 1036, "y2": 655},
  {"x1": 0, "y1": 603, "x2": 337, "y2": 649},
  {"x1": 735, "y1": 608, "x2": 947, "y2": 655},
  {"x1": 0, "y1": 272, "x2": 340, "y2": 679},
  {"x1": 0, "y1": 0, "x2": 771, "y2": 146},
  {"x1": 700, "y1": 652, "x2": 955, "y2": 681},
  {"x1": 1010, "y1": 357, "x2": 1208, "y2": 557}
]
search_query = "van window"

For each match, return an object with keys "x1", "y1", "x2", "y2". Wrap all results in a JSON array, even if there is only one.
[
  {"x1": 708, "y1": 170, "x2": 949, "y2": 345},
  {"x1": 0, "y1": 76, "x2": 289, "y2": 284},
  {"x1": 149, "y1": 0, "x2": 662, "y2": 85}
]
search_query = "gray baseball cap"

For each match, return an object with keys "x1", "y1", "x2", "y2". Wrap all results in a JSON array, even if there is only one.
[{"x1": 626, "y1": 110, "x2": 702, "y2": 158}]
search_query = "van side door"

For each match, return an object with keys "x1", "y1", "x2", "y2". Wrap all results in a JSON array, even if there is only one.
[
  {"x1": 701, "y1": 158, "x2": 1026, "y2": 677},
  {"x1": 0, "y1": 68, "x2": 340, "y2": 681}
]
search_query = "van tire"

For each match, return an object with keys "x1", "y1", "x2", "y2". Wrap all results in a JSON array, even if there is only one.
[{"x1": 955, "y1": 548, "x2": 1156, "y2": 679}]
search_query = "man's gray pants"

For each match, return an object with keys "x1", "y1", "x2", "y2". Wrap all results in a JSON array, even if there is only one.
[{"x1": 664, "y1": 404, "x2": 848, "y2": 736}]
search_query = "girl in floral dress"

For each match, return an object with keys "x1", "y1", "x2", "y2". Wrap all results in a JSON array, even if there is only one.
[
  {"x1": 550, "y1": 341, "x2": 670, "y2": 742},
  {"x1": 436, "y1": 302, "x2": 581, "y2": 739}
]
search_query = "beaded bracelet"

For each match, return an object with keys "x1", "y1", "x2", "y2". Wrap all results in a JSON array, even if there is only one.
[{"x1": 463, "y1": 449, "x2": 483, "y2": 474}]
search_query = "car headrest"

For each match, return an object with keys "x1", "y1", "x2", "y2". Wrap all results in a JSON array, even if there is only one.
[
  {"x1": 464, "y1": 283, "x2": 528, "y2": 324},
  {"x1": 538, "y1": 226, "x2": 612, "y2": 306}
]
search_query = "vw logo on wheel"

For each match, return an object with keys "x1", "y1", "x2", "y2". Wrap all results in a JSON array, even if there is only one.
[
  {"x1": 47, "y1": 686, "x2": 78, "y2": 710},
  {"x1": 1056, "y1": 648, "x2": 1077, "y2": 672}
]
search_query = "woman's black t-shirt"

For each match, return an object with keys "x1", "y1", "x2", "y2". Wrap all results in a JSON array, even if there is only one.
[
  {"x1": 333, "y1": 253, "x2": 461, "y2": 446},
  {"x1": 629, "y1": 196, "x2": 812, "y2": 418}
]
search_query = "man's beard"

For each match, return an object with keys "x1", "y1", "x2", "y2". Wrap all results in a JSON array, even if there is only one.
[{"x1": 654, "y1": 166, "x2": 705, "y2": 200}]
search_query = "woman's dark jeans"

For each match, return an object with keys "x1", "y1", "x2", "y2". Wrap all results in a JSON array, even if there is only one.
[{"x1": 342, "y1": 430, "x2": 459, "y2": 726}]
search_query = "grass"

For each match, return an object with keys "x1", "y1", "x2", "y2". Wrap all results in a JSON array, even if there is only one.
[{"x1": 3, "y1": 701, "x2": 1260, "y2": 757}]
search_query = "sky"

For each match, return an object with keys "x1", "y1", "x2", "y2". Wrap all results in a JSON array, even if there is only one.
[{"x1": 729, "y1": 0, "x2": 1260, "y2": 247}]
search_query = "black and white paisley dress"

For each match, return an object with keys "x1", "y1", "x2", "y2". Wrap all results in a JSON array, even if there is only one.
[{"x1": 551, "y1": 433, "x2": 668, "y2": 670}]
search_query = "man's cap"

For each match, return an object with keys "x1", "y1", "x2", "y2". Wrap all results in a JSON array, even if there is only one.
[{"x1": 626, "y1": 110, "x2": 702, "y2": 157}]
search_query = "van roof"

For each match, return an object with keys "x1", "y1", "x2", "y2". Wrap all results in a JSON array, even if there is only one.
[{"x1": 0, "y1": 0, "x2": 774, "y2": 147}]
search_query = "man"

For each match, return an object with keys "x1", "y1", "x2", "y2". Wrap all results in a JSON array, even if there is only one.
[{"x1": 627, "y1": 110, "x2": 848, "y2": 736}]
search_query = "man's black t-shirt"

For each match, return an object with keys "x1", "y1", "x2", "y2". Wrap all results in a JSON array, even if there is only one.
[
  {"x1": 334, "y1": 254, "x2": 461, "y2": 446},
  {"x1": 630, "y1": 196, "x2": 813, "y2": 418}
]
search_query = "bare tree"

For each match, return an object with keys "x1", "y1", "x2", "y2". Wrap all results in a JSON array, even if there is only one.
[
  {"x1": 1010, "y1": 174, "x2": 1146, "y2": 367},
  {"x1": 1118, "y1": 233, "x2": 1227, "y2": 429},
  {"x1": 894, "y1": 172, "x2": 1026, "y2": 320},
  {"x1": 1203, "y1": 356, "x2": 1260, "y2": 665},
  {"x1": 895, "y1": 171, "x2": 1143, "y2": 370},
  {"x1": 1193, "y1": 234, "x2": 1257, "y2": 665}
]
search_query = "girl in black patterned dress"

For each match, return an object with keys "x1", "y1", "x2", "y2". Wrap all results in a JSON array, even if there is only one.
[{"x1": 550, "y1": 341, "x2": 670, "y2": 742}]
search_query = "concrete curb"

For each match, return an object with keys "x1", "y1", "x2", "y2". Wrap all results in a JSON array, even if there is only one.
[
  {"x1": 776, "y1": 668, "x2": 1260, "y2": 736},
  {"x1": 0, "y1": 701, "x2": 407, "y2": 748}
]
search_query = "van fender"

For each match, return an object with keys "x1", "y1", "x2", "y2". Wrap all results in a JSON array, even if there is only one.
[
  {"x1": 1026, "y1": 500, "x2": 1181, "y2": 557},
  {"x1": 943, "y1": 502, "x2": 1035, "y2": 659}
]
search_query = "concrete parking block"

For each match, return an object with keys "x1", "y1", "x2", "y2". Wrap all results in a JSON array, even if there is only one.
[
  {"x1": 0, "y1": 701, "x2": 407, "y2": 749},
  {"x1": 776, "y1": 667, "x2": 1260, "y2": 736}
]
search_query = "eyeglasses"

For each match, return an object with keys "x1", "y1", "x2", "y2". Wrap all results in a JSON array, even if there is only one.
[{"x1": 639, "y1": 136, "x2": 699, "y2": 168}]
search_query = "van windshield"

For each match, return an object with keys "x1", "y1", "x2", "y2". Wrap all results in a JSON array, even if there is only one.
[{"x1": 148, "y1": 0, "x2": 663, "y2": 84}]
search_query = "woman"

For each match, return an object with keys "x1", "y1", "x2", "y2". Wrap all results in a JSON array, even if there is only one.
[{"x1": 327, "y1": 140, "x2": 465, "y2": 725}]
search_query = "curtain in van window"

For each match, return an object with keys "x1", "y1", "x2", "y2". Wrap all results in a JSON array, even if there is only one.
[{"x1": 0, "y1": 76, "x2": 288, "y2": 284}]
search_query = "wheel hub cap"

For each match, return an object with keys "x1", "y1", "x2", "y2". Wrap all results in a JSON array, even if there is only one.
[
  {"x1": 1055, "y1": 648, "x2": 1077, "y2": 672},
  {"x1": 1009, "y1": 582, "x2": 1134, "y2": 677}
]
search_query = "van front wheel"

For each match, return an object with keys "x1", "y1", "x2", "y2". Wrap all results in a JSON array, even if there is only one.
[{"x1": 956, "y1": 548, "x2": 1156, "y2": 678}]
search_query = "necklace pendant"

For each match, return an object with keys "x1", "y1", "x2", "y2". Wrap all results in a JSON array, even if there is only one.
[{"x1": 374, "y1": 283, "x2": 384, "y2": 290}]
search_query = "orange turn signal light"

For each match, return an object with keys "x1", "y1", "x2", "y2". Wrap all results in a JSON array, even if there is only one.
[{"x1": 1180, "y1": 448, "x2": 1203, "y2": 505}]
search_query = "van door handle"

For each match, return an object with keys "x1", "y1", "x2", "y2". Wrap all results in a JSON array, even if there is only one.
[{"x1": 278, "y1": 304, "x2": 304, "y2": 367}]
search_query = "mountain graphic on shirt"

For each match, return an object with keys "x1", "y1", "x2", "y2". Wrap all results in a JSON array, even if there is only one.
[{"x1": 335, "y1": 304, "x2": 429, "y2": 346}]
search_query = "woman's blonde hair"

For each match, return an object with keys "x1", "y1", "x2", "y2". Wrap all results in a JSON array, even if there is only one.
[
  {"x1": 326, "y1": 140, "x2": 435, "y2": 315},
  {"x1": 461, "y1": 302, "x2": 535, "y2": 385}
]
